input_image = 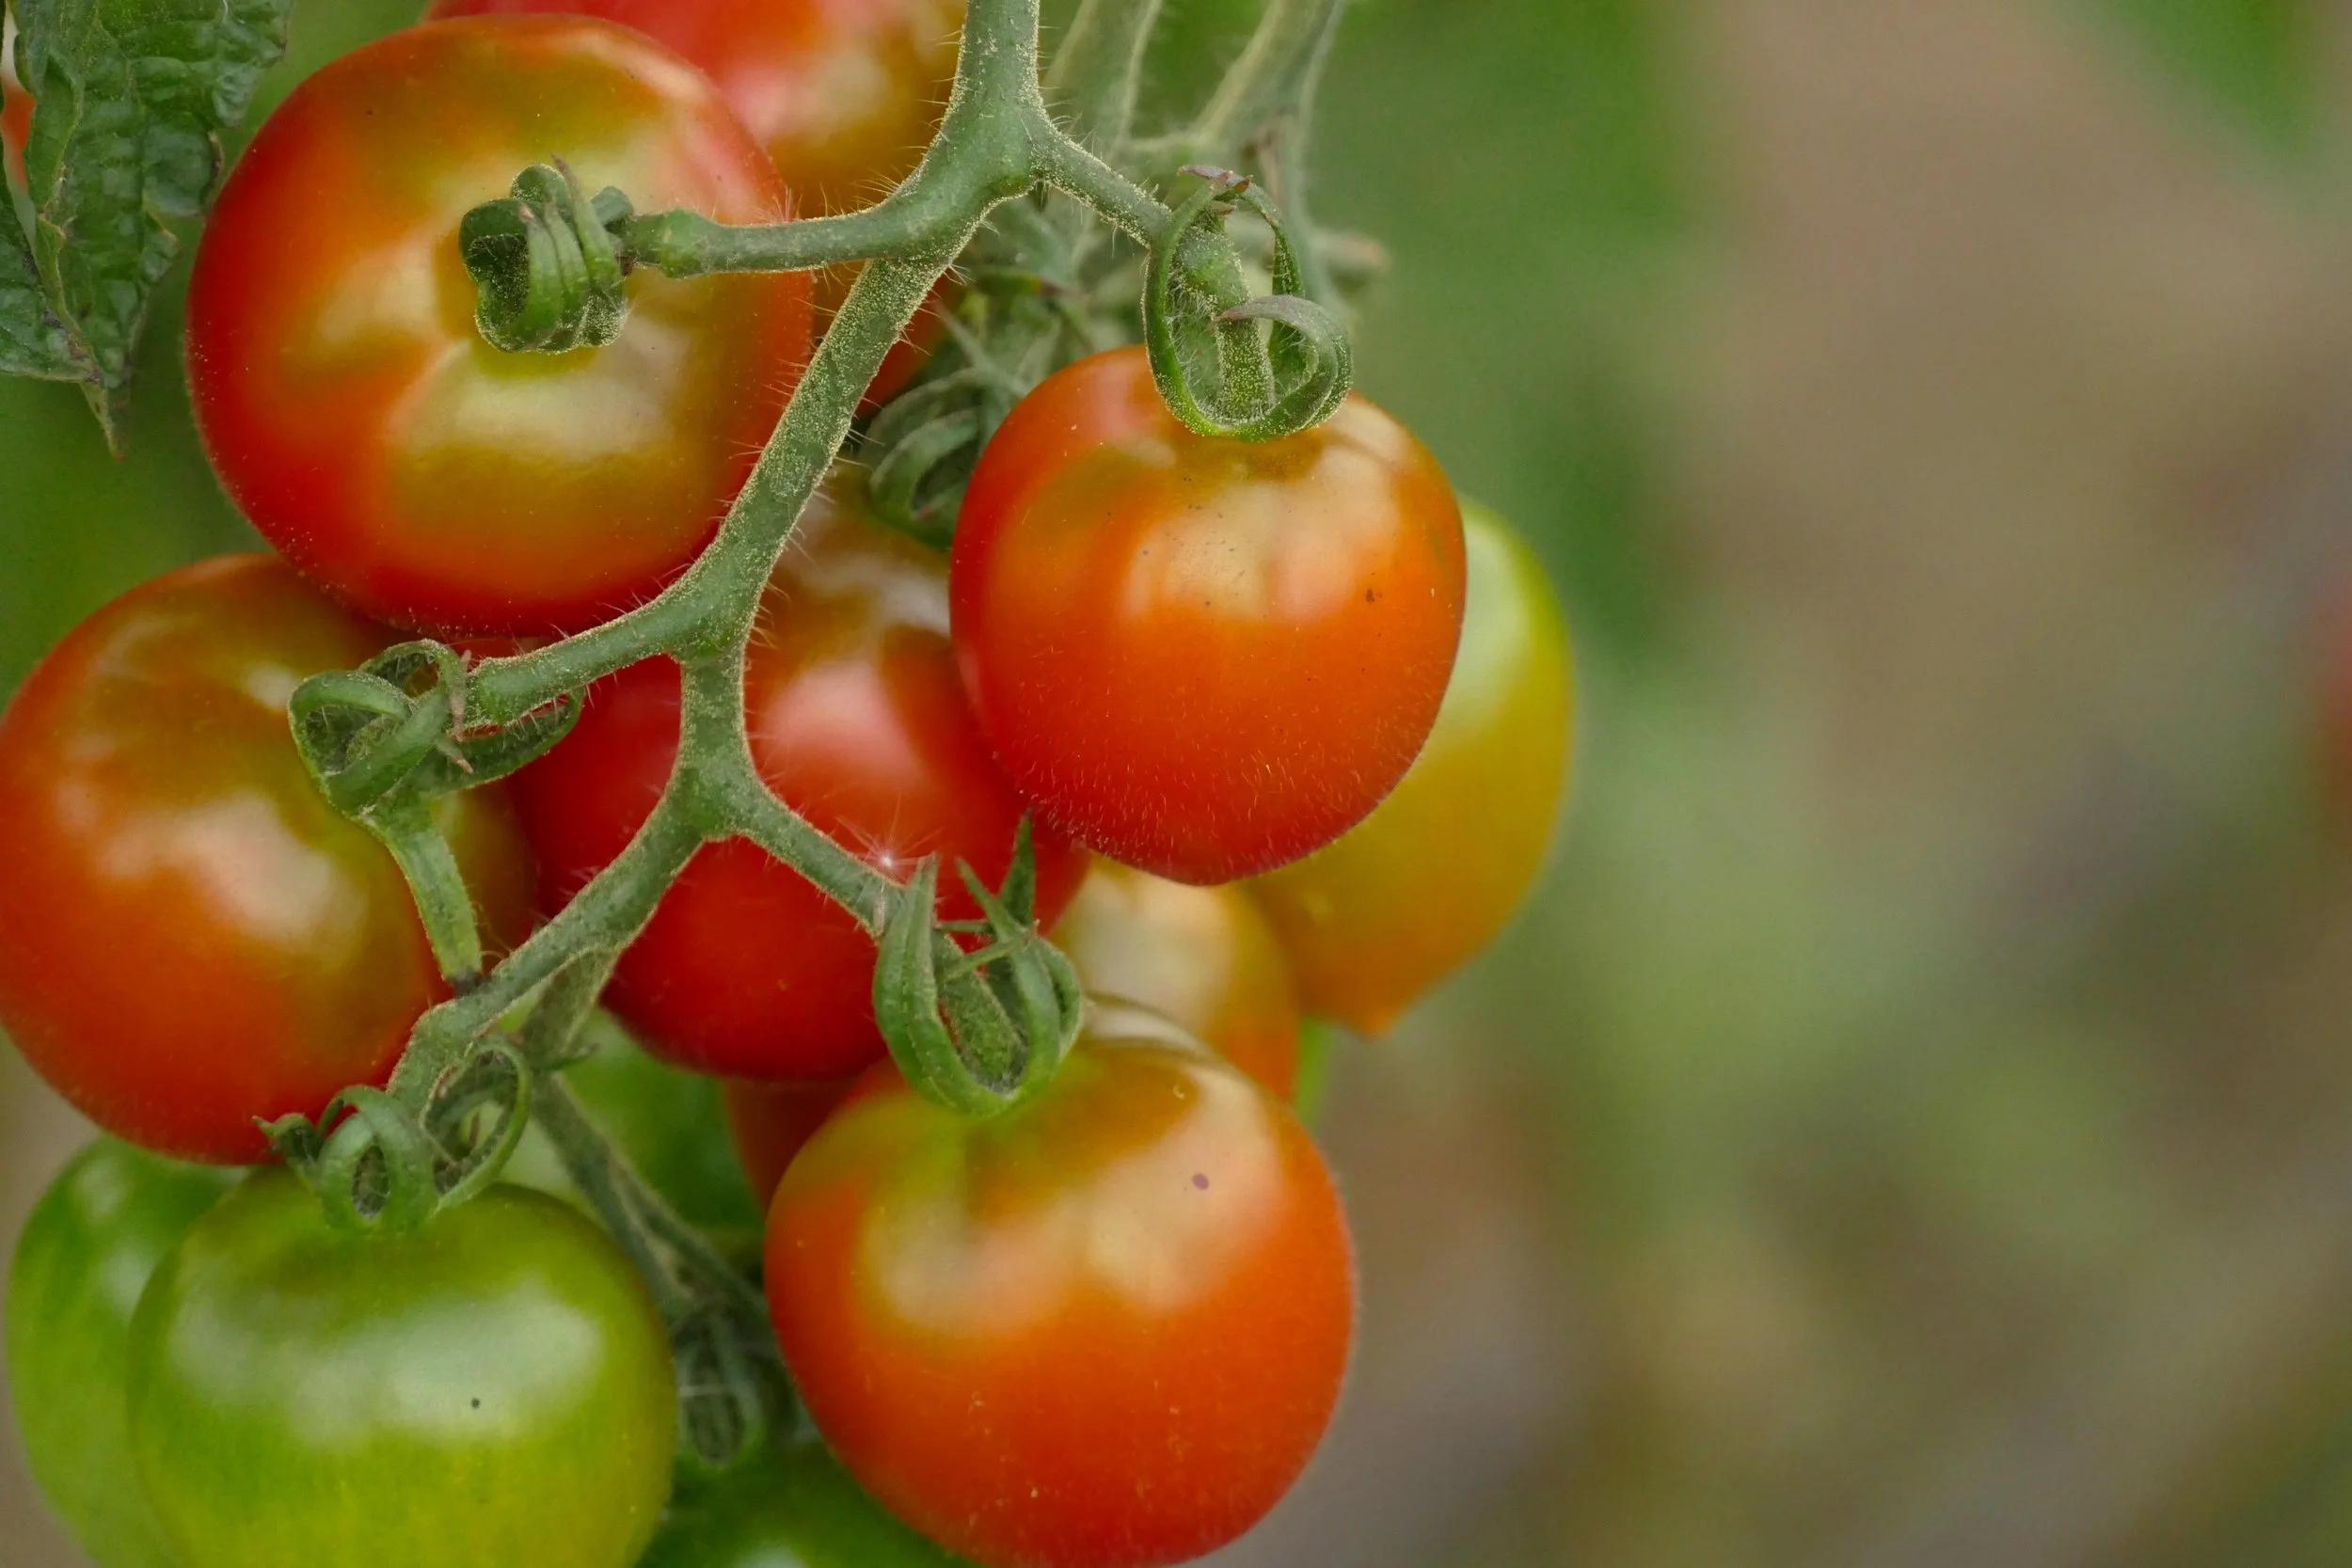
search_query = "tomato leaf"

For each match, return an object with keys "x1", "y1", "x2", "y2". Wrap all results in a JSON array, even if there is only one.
[{"x1": 1, "y1": 0, "x2": 292, "y2": 451}]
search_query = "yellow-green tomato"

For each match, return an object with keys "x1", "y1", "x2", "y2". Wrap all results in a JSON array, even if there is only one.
[
  {"x1": 7, "y1": 1140, "x2": 236, "y2": 1568},
  {"x1": 1249, "y1": 502, "x2": 1575, "y2": 1033},
  {"x1": 126, "y1": 1173, "x2": 677, "y2": 1568}
]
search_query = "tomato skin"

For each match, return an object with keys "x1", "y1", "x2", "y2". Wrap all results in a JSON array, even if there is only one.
[
  {"x1": 1, "y1": 43, "x2": 27, "y2": 193},
  {"x1": 423, "y1": 0, "x2": 962, "y2": 242},
  {"x1": 510, "y1": 477, "x2": 1088, "y2": 1079},
  {"x1": 723, "y1": 1076, "x2": 857, "y2": 1210},
  {"x1": 950, "y1": 346, "x2": 1467, "y2": 885},
  {"x1": 127, "y1": 1172, "x2": 677, "y2": 1568},
  {"x1": 642, "y1": 1434, "x2": 972, "y2": 1566},
  {"x1": 1050, "y1": 862, "x2": 1302, "y2": 1098},
  {"x1": 7, "y1": 1141, "x2": 237, "y2": 1568},
  {"x1": 185, "y1": 16, "x2": 811, "y2": 637},
  {"x1": 1251, "y1": 503, "x2": 1574, "y2": 1033},
  {"x1": 0, "y1": 556, "x2": 533, "y2": 1163},
  {"x1": 768, "y1": 1006, "x2": 1356, "y2": 1568}
]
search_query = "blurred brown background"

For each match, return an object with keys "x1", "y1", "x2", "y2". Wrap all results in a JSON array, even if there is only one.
[{"x1": 16, "y1": 0, "x2": 2352, "y2": 1563}]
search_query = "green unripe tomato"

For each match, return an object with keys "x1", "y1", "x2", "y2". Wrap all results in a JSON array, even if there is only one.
[
  {"x1": 7, "y1": 1139, "x2": 236, "y2": 1568},
  {"x1": 643, "y1": 1435, "x2": 974, "y2": 1566},
  {"x1": 126, "y1": 1171, "x2": 677, "y2": 1568}
]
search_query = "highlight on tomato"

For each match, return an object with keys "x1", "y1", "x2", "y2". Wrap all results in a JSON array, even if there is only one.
[
  {"x1": 8, "y1": 1141, "x2": 237, "y2": 1568},
  {"x1": 1051, "y1": 861, "x2": 1303, "y2": 1099},
  {"x1": 950, "y1": 345, "x2": 1468, "y2": 886},
  {"x1": 185, "y1": 15, "x2": 812, "y2": 637},
  {"x1": 510, "y1": 471, "x2": 1089, "y2": 1081},
  {"x1": 127, "y1": 1172, "x2": 677, "y2": 1568},
  {"x1": 767, "y1": 1002, "x2": 1357, "y2": 1568},
  {"x1": 0, "y1": 555, "x2": 533, "y2": 1164},
  {"x1": 1251, "y1": 499, "x2": 1576, "y2": 1033}
]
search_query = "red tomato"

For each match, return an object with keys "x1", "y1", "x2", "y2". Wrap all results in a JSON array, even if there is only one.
[
  {"x1": 950, "y1": 347, "x2": 1467, "y2": 885},
  {"x1": 423, "y1": 0, "x2": 964, "y2": 318},
  {"x1": 768, "y1": 1004, "x2": 1356, "y2": 1568},
  {"x1": 1050, "y1": 862, "x2": 1301, "y2": 1098},
  {"x1": 0, "y1": 557, "x2": 533, "y2": 1163},
  {"x1": 723, "y1": 1078, "x2": 856, "y2": 1209},
  {"x1": 510, "y1": 476, "x2": 1088, "y2": 1079},
  {"x1": 1250, "y1": 501, "x2": 1575, "y2": 1033},
  {"x1": 185, "y1": 17, "x2": 811, "y2": 637}
]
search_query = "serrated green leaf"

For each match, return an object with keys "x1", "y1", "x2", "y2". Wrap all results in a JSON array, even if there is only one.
[{"x1": 4, "y1": 0, "x2": 291, "y2": 450}]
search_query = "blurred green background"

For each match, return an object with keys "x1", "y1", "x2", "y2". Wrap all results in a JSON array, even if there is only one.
[{"x1": 13, "y1": 0, "x2": 2352, "y2": 1563}]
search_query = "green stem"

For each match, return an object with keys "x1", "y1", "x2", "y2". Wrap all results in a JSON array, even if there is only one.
[
  {"x1": 1192, "y1": 0, "x2": 1351, "y2": 157},
  {"x1": 1046, "y1": 0, "x2": 1167, "y2": 149},
  {"x1": 366, "y1": 800, "x2": 485, "y2": 989}
]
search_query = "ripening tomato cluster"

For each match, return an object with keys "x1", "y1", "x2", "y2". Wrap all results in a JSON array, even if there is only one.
[{"x1": 0, "y1": 8, "x2": 1575, "y2": 1568}]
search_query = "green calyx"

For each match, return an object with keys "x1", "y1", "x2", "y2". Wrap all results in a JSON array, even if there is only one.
[
  {"x1": 874, "y1": 827, "x2": 1085, "y2": 1119},
  {"x1": 1145, "y1": 166, "x2": 1353, "y2": 442},
  {"x1": 460, "y1": 161, "x2": 637, "y2": 355}
]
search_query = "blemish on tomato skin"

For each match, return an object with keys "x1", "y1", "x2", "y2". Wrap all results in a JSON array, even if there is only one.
[{"x1": 1191, "y1": 1172, "x2": 1210, "y2": 1190}]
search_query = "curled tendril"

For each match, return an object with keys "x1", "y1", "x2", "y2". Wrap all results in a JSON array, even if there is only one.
[
  {"x1": 1145, "y1": 166, "x2": 1354, "y2": 442},
  {"x1": 292, "y1": 641, "x2": 580, "y2": 818},
  {"x1": 263, "y1": 1039, "x2": 533, "y2": 1236},
  {"x1": 460, "y1": 160, "x2": 636, "y2": 355},
  {"x1": 872, "y1": 824, "x2": 1083, "y2": 1118}
]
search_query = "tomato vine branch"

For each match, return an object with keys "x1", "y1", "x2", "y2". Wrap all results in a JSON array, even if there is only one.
[{"x1": 276, "y1": 0, "x2": 1362, "y2": 1473}]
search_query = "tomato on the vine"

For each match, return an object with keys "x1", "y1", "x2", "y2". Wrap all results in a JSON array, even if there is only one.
[
  {"x1": 1, "y1": 44, "x2": 27, "y2": 192},
  {"x1": 511, "y1": 473, "x2": 1089, "y2": 1080},
  {"x1": 1051, "y1": 862, "x2": 1302, "y2": 1098},
  {"x1": 1251, "y1": 501, "x2": 1574, "y2": 1032},
  {"x1": 643, "y1": 1434, "x2": 971, "y2": 1566},
  {"x1": 768, "y1": 1003, "x2": 1356, "y2": 1568},
  {"x1": 424, "y1": 0, "x2": 961, "y2": 229},
  {"x1": 8, "y1": 1141, "x2": 236, "y2": 1568},
  {"x1": 185, "y1": 16, "x2": 812, "y2": 637},
  {"x1": 0, "y1": 555, "x2": 533, "y2": 1164},
  {"x1": 128, "y1": 1172, "x2": 677, "y2": 1568},
  {"x1": 950, "y1": 345, "x2": 1467, "y2": 885}
]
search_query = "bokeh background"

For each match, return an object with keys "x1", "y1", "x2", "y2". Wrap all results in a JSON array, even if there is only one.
[{"x1": 12, "y1": 0, "x2": 2352, "y2": 1562}]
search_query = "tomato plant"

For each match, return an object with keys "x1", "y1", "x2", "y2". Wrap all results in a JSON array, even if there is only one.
[
  {"x1": 186, "y1": 15, "x2": 811, "y2": 637},
  {"x1": 7, "y1": 1141, "x2": 236, "y2": 1568},
  {"x1": 643, "y1": 1433, "x2": 972, "y2": 1566},
  {"x1": 127, "y1": 1171, "x2": 677, "y2": 1568},
  {"x1": 0, "y1": 1, "x2": 1560, "y2": 1561},
  {"x1": 950, "y1": 345, "x2": 1468, "y2": 885},
  {"x1": 0, "y1": 555, "x2": 532, "y2": 1163},
  {"x1": 768, "y1": 1004, "x2": 1357, "y2": 1568},
  {"x1": 511, "y1": 474, "x2": 1088, "y2": 1080},
  {"x1": 1051, "y1": 861, "x2": 1303, "y2": 1098},
  {"x1": 1251, "y1": 501, "x2": 1575, "y2": 1032}
]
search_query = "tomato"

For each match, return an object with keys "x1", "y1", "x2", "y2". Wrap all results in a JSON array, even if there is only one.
[
  {"x1": 950, "y1": 346, "x2": 1467, "y2": 885},
  {"x1": 1251, "y1": 502, "x2": 1574, "y2": 1033},
  {"x1": 509, "y1": 1016, "x2": 770, "y2": 1249},
  {"x1": 642, "y1": 1434, "x2": 970, "y2": 1566},
  {"x1": 127, "y1": 1172, "x2": 676, "y2": 1568},
  {"x1": 723, "y1": 1076, "x2": 857, "y2": 1210},
  {"x1": 7, "y1": 1141, "x2": 237, "y2": 1568},
  {"x1": 422, "y1": 0, "x2": 963, "y2": 262},
  {"x1": 768, "y1": 1003, "x2": 1356, "y2": 1568},
  {"x1": 185, "y1": 16, "x2": 811, "y2": 637},
  {"x1": 511, "y1": 474, "x2": 1087, "y2": 1080},
  {"x1": 0, "y1": 556, "x2": 533, "y2": 1163},
  {"x1": 419, "y1": 0, "x2": 960, "y2": 388},
  {"x1": 1050, "y1": 862, "x2": 1301, "y2": 1098}
]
